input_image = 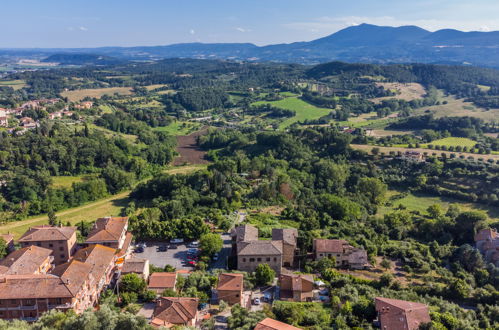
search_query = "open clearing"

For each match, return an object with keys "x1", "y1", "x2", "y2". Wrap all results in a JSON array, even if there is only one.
[
  {"x1": 61, "y1": 87, "x2": 133, "y2": 102},
  {"x1": 371, "y1": 82, "x2": 426, "y2": 103},
  {"x1": 173, "y1": 127, "x2": 210, "y2": 166},
  {"x1": 153, "y1": 121, "x2": 202, "y2": 136},
  {"x1": 0, "y1": 79, "x2": 27, "y2": 90},
  {"x1": 423, "y1": 137, "x2": 477, "y2": 148},
  {"x1": 253, "y1": 97, "x2": 332, "y2": 129},
  {"x1": 0, "y1": 166, "x2": 206, "y2": 239},
  {"x1": 380, "y1": 190, "x2": 499, "y2": 220},
  {"x1": 351, "y1": 144, "x2": 499, "y2": 162},
  {"x1": 51, "y1": 176, "x2": 86, "y2": 188}
]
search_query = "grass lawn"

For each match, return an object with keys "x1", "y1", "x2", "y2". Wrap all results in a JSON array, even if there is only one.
[
  {"x1": 252, "y1": 97, "x2": 332, "y2": 129},
  {"x1": 153, "y1": 121, "x2": 202, "y2": 135},
  {"x1": 380, "y1": 190, "x2": 499, "y2": 220},
  {"x1": 61, "y1": 87, "x2": 133, "y2": 102},
  {"x1": 423, "y1": 137, "x2": 477, "y2": 148},
  {"x1": 51, "y1": 176, "x2": 86, "y2": 188}
]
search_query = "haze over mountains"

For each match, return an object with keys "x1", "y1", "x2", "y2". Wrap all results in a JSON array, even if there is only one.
[{"x1": 5, "y1": 24, "x2": 499, "y2": 67}]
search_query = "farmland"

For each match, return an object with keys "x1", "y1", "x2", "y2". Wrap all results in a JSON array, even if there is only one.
[
  {"x1": 51, "y1": 175, "x2": 86, "y2": 188},
  {"x1": 253, "y1": 97, "x2": 332, "y2": 129},
  {"x1": 371, "y1": 82, "x2": 426, "y2": 103},
  {"x1": 173, "y1": 127, "x2": 210, "y2": 165},
  {"x1": 0, "y1": 79, "x2": 27, "y2": 90},
  {"x1": 61, "y1": 87, "x2": 133, "y2": 101},
  {"x1": 423, "y1": 137, "x2": 477, "y2": 148},
  {"x1": 153, "y1": 121, "x2": 202, "y2": 135}
]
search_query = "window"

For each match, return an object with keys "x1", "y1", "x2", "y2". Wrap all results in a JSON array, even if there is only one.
[
  {"x1": 60, "y1": 254, "x2": 65, "y2": 259},
  {"x1": 274, "y1": 258, "x2": 277, "y2": 262},
  {"x1": 249, "y1": 258, "x2": 255, "y2": 262},
  {"x1": 319, "y1": 253, "x2": 323, "y2": 257},
  {"x1": 11, "y1": 300, "x2": 16, "y2": 304},
  {"x1": 48, "y1": 244, "x2": 53, "y2": 248},
  {"x1": 236, "y1": 294, "x2": 239, "y2": 297},
  {"x1": 257, "y1": 258, "x2": 261, "y2": 262},
  {"x1": 242, "y1": 258, "x2": 246, "y2": 262},
  {"x1": 337, "y1": 254, "x2": 340, "y2": 257},
  {"x1": 59, "y1": 247, "x2": 64, "y2": 251},
  {"x1": 36, "y1": 243, "x2": 41, "y2": 247},
  {"x1": 266, "y1": 258, "x2": 271, "y2": 262}
]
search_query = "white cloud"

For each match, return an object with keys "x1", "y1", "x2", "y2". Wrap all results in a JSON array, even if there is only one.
[
  {"x1": 235, "y1": 27, "x2": 251, "y2": 33},
  {"x1": 79, "y1": 26, "x2": 88, "y2": 31},
  {"x1": 189, "y1": 29, "x2": 195, "y2": 35}
]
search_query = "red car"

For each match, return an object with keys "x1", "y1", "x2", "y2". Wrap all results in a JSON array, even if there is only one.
[{"x1": 188, "y1": 260, "x2": 197, "y2": 266}]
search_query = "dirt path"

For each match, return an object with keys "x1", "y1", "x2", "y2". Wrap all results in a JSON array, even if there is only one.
[
  {"x1": 173, "y1": 127, "x2": 210, "y2": 165},
  {"x1": 351, "y1": 144, "x2": 499, "y2": 162}
]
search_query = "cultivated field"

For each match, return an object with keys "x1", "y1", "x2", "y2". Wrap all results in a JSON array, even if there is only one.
[
  {"x1": 153, "y1": 121, "x2": 202, "y2": 136},
  {"x1": 371, "y1": 82, "x2": 426, "y2": 103},
  {"x1": 173, "y1": 127, "x2": 210, "y2": 166},
  {"x1": 0, "y1": 79, "x2": 27, "y2": 90},
  {"x1": 253, "y1": 97, "x2": 332, "y2": 129},
  {"x1": 423, "y1": 137, "x2": 477, "y2": 148},
  {"x1": 51, "y1": 175, "x2": 86, "y2": 188},
  {"x1": 61, "y1": 87, "x2": 133, "y2": 101},
  {"x1": 351, "y1": 144, "x2": 499, "y2": 162}
]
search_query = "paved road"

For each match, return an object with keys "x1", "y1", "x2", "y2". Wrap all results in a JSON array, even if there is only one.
[{"x1": 210, "y1": 233, "x2": 231, "y2": 270}]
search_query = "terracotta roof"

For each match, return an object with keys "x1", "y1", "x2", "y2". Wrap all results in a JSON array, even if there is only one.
[
  {"x1": 0, "y1": 246, "x2": 52, "y2": 275},
  {"x1": 254, "y1": 318, "x2": 302, "y2": 330},
  {"x1": 0, "y1": 234, "x2": 13, "y2": 244},
  {"x1": 152, "y1": 297, "x2": 198, "y2": 326},
  {"x1": 314, "y1": 239, "x2": 349, "y2": 253},
  {"x1": 279, "y1": 273, "x2": 313, "y2": 292},
  {"x1": 85, "y1": 217, "x2": 128, "y2": 243},
  {"x1": 237, "y1": 240, "x2": 282, "y2": 256},
  {"x1": 117, "y1": 232, "x2": 133, "y2": 258},
  {"x1": 148, "y1": 272, "x2": 177, "y2": 290},
  {"x1": 0, "y1": 274, "x2": 74, "y2": 299},
  {"x1": 217, "y1": 273, "x2": 243, "y2": 291},
  {"x1": 51, "y1": 260, "x2": 92, "y2": 296},
  {"x1": 73, "y1": 244, "x2": 116, "y2": 282},
  {"x1": 375, "y1": 297, "x2": 431, "y2": 330},
  {"x1": 122, "y1": 258, "x2": 148, "y2": 274},
  {"x1": 18, "y1": 225, "x2": 76, "y2": 242},
  {"x1": 272, "y1": 228, "x2": 298, "y2": 246},
  {"x1": 232, "y1": 225, "x2": 258, "y2": 242},
  {"x1": 475, "y1": 228, "x2": 498, "y2": 242}
]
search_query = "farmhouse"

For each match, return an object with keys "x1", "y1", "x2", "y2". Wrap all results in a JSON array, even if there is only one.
[
  {"x1": 475, "y1": 228, "x2": 499, "y2": 266},
  {"x1": 313, "y1": 239, "x2": 369, "y2": 269},
  {"x1": 214, "y1": 273, "x2": 244, "y2": 305},
  {"x1": 278, "y1": 273, "x2": 314, "y2": 302},
  {"x1": 150, "y1": 297, "x2": 199, "y2": 328},
  {"x1": 148, "y1": 272, "x2": 177, "y2": 294},
  {"x1": 375, "y1": 297, "x2": 431, "y2": 330}
]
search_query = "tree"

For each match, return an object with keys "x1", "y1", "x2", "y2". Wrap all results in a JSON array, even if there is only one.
[
  {"x1": 380, "y1": 258, "x2": 392, "y2": 270},
  {"x1": 452, "y1": 211, "x2": 487, "y2": 244},
  {"x1": 254, "y1": 264, "x2": 275, "y2": 286},
  {"x1": 0, "y1": 238, "x2": 8, "y2": 259},
  {"x1": 48, "y1": 209, "x2": 59, "y2": 226},
  {"x1": 427, "y1": 204, "x2": 443, "y2": 219},
  {"x1": 357, "y1": 177, "x2": 387, "y2": 206},
  {"x1": 199, "y1": 233, "x2": 223, "y2": 257},
  {"x1": 119, "y1": 273, "x2": 146, "y2": 295},
  {"x1": 227, "y1": 304, "x2": 265, "y2": 330}
]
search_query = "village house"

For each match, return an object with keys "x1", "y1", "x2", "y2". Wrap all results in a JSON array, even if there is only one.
[
  {"x1": 18, "y1": 225, "x2": 77, "y2": 265},
  {"x1": 121, "y1": 258, "x2": 150, "y2": 280},
  {"x1": 75, "y1": 101, "x2": 93, "y2": 109},
  {"x1": 84, "y1": 216, "x2": 132, "y2": 251},
  {"x1": 214, "y1": 273, "x2": 244, "y2": 305},
  {"x1": 254, "y1": 318, "x2": 302, "y2": 330},
  {"x1": 72, "y1": 244, "x2": 117, "y2": 294},
  {"x1": 313, "y1": 239, "x2": 369, "y2": 269},
  {"x1": 150, "y1": 297, "x2": 199, "y2": 328},
  {"x1": 0, "y1": 234, "x2": 15, "y2": 253},
  {"x1": 475, "y1": 228, "x2": 499, "y2": 266},
  {"x1": 0, "y1": 246, "x2": 53, "y2": 275},
  {"x1": 272, "y1": 228, "x2": 298, "y2": 267},
  {"x1": 147, "y1": 272, "x2": 177, "y2": 294},
  {"x1": 401, "y1": 151, "x2": 425, "y2": 162},
  {"x1": 232, "y1": 224, "x2": 300, "y2": 274},
  {"x1": 0, "y1": 111, "x2": 8, "y2": 127},
  {"x1": 375, "y1": 297, "x2": 431, "y2": 330},
  {"x1": 278, "y1": 273, "x2": 314, "y2": 302},
  {"x1": 19, "y1": 117, "x2": 37, "y2": 129}
]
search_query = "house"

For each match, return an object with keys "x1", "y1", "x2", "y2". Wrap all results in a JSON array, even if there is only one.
[
  {"x1": 313, "y1": 239, "x2": 369, "y2": 269},
  {"x1": 19, "y1": 117, "x2": 37, "y2": 128},
  {"x1": 84, "y1": 217, "x2": 130, "y2": 249},
  {"x1": 278, "y1": 273, "x2": 314, "y2": 302},
  {"x1": 150, "y1": 297, "x2": 199, "y2": 328},
  {"x1": 401, "y1": 151, "x2": 425, "y2": 162},
  {"x1": 121, "y1": 258, "x2": 150, "y2": 280},
  {"x1": 75, "y1": 101, "x2": 93, "y2": 109},
  {"x1": 48, "y1": 112, "x2": 63, "y2": 120},
  {"x1": 237, "y1": 240, "x2": 283, "y2": 274},
  {"x1": 0, "y1": 112, "x2": 7, "y2": 127},
  {"x1": 0, "y1": 234, "x2": 15, "y2": 253},
  {"x1": 232, "y1": 225, "x2": 299, "y2": 274},
  {"x1": 375, "y1": 297, "x2": 431, "y2": 330},
  {"x1": 475, "y1": 228, "x2": 499, "y2": 266},
  {"x1": 272, "y1": 228, "x2": 298, "y2": 267},
  {"x1": 18, "y1": 225, "x2": 77, "y2": 265},
  {"x1": 254, "y1": 318, "x2": 302, "y2": 330},
  {"x1": 73, "y1": 244, "x2": 117, "y2": 292},
  {"x1": 0, "y1": 246, "x2": 53, "y2": 275},
  {"x1": 148, "y1": 272, "x2": 177, "y2": 294},
  {"x1": 215, "y1": 273, "x2": 243, "y2": 305}
]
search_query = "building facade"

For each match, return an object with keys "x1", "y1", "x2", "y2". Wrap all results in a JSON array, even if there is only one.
[{"x1": 313, "y1": 239, "x2": 369, "y2": 269}]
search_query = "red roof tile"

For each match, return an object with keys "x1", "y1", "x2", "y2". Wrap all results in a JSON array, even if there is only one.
[{"x1": 254, "y1": 318, "x2": 302, "y2": 330}]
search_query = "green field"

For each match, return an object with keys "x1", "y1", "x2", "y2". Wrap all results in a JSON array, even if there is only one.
[
  {"x1": 424, "y1": 137, "x2": 477, "y2": 148},
  {"x1": 51, "y1": 176, "x2": 86, "y2": 188},
  {"x1": 153, "y1": 121, "x2": 202, "y2": 135},
  {"x1": 0, "y1": 79, "x2": 27, "y2": 90},
  {"x1": 380, "y1": 190, "x2": 499, "y2": 220},
  {"x1": 253, "y1": 97, "x2": 332, "y2": 129}
]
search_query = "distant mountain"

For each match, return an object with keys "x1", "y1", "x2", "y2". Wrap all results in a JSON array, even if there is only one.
[
  {"x1": 4, "y1": 24, "x2": 499, "y2": 67},
  {"x1": 42, "y1": 53, "x2": 124, "y2": 65}
]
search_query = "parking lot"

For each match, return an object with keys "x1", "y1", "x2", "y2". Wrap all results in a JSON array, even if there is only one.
[{"x1": 131, "y1": 233, "x2": 231, "y2": 270}]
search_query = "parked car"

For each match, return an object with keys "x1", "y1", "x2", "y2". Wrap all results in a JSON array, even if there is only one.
[
  {"x1": 253, "y1": 298, "x2": 261, "y2": 305},
  {"x1": 212, "y1": 253, "x2": 219, "y2": 261},
  {"x1": 187, "y1": 248, "x2": 198, "y2": 254},
  {"x1": 188, "y1": 260, "x2": 197, "y2": 266},
  {"x1": 187, "y1": 241, "x2": 199, "y2": 248},
  {"x1": 170, "y1": 238, "x2": 184, "y2": 244},
  {"x1": 134, "y1": 246, "x2": 144, "y2": 253},
  {"x1": 157, "y1": 245, "x2": 168, "y2": 252},
  {"x1": 169, "y1": 244, "x2": 178, "y2": 249}
]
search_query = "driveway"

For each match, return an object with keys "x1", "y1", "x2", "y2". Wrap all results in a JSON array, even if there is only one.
[{"x1": 209, "y1": 233, "x2": 231, "y2": 270}]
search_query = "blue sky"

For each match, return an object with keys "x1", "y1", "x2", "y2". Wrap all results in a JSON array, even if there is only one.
[{"x1": 1, "y1": 0, "x2": 499, "y2": 48}]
